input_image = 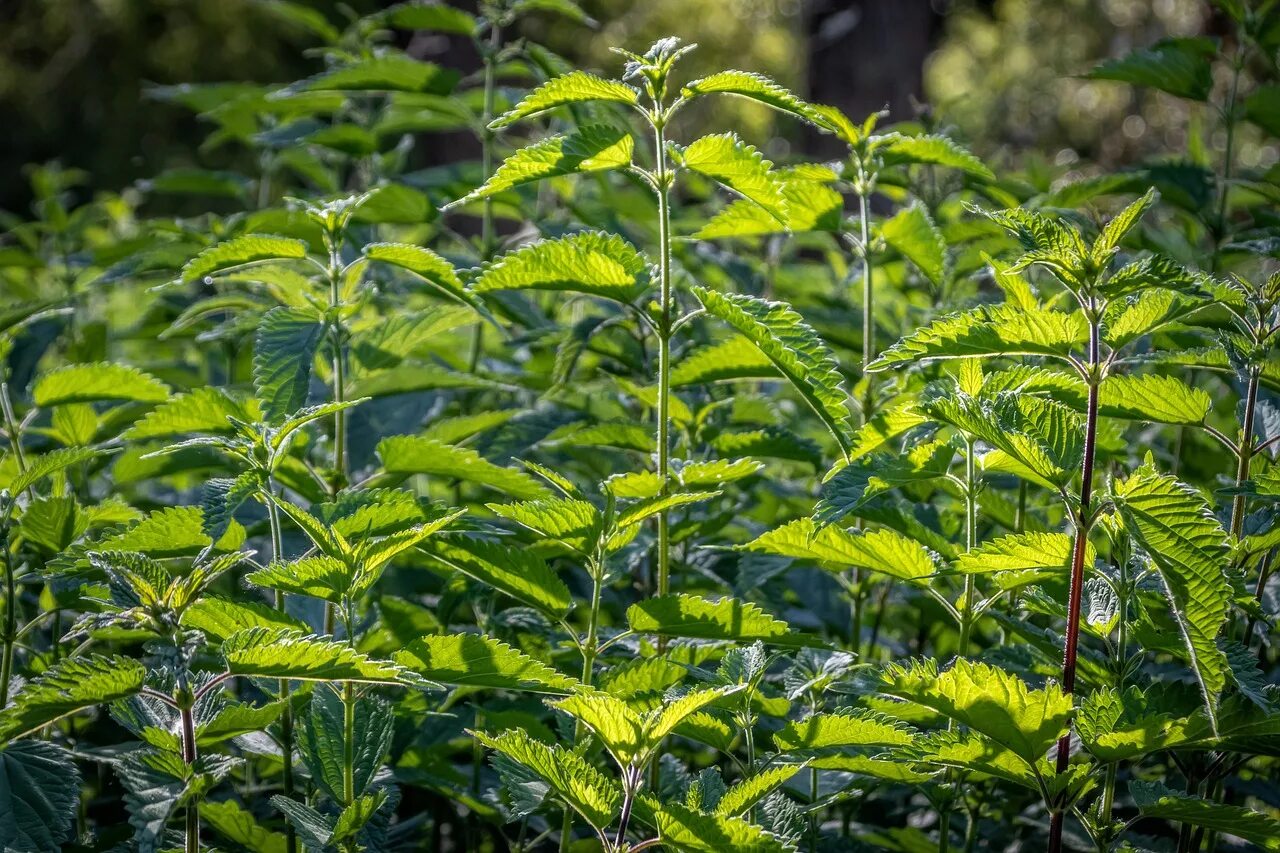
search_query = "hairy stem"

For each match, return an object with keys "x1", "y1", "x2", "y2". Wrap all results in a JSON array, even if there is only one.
[
  {"x1": 181, "y1": 702, "x2": 199, "y2": 853},
  {"x1": 654, "y1": 122, "x2": 673, "y2": 600},
  {"x1": 0, "y1": 524, "x2": 14, "y2": 709},
  {"x1": 1049, "y1": 308, "x2": 1101, "y2": 853},
  {"x1": 266, "y1": 483, "x2": 297, "y2": 853},
  {"x1": 343, "y1": 681, "x2": 355, "y2": 805}
]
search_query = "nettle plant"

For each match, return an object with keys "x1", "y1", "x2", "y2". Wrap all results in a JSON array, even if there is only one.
[{"x1": 1, "y1": 1, "x2": 1280, "y2": 852}]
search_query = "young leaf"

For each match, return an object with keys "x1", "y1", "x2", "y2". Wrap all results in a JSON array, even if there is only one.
[
  {"x1": 1112, "y1": 469, "x2": 1232, "y2": 729},
  {"x1": 879, "y1": 133, "x2": 995, "y2": 180},
  {"x1": 650, "y1": 799, "x2": 794, "y2": 853},
  {"x1": 672, "y1": 133, "x2": 787, "y2": 222},
  {"x1": 447, "y1": 124, "x2": 634, "y2": 208},
  {"x1": 868, "y1": 304, "x2": 1087, "y2": 371},
  {"x1": 362, "y1": 242, "x2": 478, "y2": 310},
  {"x1": 471, "y1": 231, "x2": 650, "y2": 303},
  {"x1": 221, "y1": 628, "x2": 407, "y2": 684},
  {"x1": 744, "y1": 518, "x2": 936, "y2": 585},
  {"x1": 423, "y1": 536, "x2": 572, "y2": 616},
  {"x1": 180, "y1": 234, "x2": 308, "y2": 284},
  {"x1": 34, "y1": 363, "x2": 169, "y2": 407},
  {"x1": 489, "y1": 70, "x2": 637, "y2": 128},
  {"x1": 880, "y1": 203, "x2": 947, "y2": 287},
  {"x1": 1098, "y1": 374, "x2": 1211, "y2": 425},
  {"x1": 714, "y1": 764, "x2": 805, "y2": 818},
  {"x1": 473, "y1": 729, "x2": 620, "y2": 830},
  {"x1": 395, "y1": 634, "x2": 579, "y2": 692},
  {"x1": 693, "y1": 286, "x2": 854, "y2": 455},
  {"x1": 681, "y1": 70, "x2": 828, "y2": 129},
  {"x1": 627, "y1": 594, "x2": 819, "y2": 647},
  {"x1": 378, "y1": 436, "x2": 548, "y2": 500}
]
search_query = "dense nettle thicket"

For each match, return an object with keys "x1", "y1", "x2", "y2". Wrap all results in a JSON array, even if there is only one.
[{"x1": 2, "y1": 1, "x2": 1280, "y2": 851}]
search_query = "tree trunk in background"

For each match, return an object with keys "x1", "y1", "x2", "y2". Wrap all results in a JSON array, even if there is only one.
[{"x1": 806, "y1": 0, "x2": 943, "y2": 155}]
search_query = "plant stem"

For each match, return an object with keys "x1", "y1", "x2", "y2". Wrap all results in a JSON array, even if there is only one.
[
  {"x1": 343, "y1": 681, "x2": 355, "y2": 805},
  {"x1": 1230, "y1": 372, "x2": 1259, "y2": 541},
  {"x1": 654, "y1": 119, "x2": 673, "y2": 600},
  {"x1": 469, "y1": 22, "x2": 501, "y2": 373},
  {"x1": 181, "y1": 702, "x2": 199, "y2": 853},
  {"x1": 0, "y1": 378, "x2": 27, "y2": 475},
  {"x1": 0, "y1": 523, "x2": 15, "y2": 709},
  {"x1": 328, "y1": 238, "x2": 347, "y2": 479},
  {"x1": 266, "y1": 481, "x2": 297, "y2": 853},
  {"x1": 1049, "y1": 307, "x2": 1102, "y2": 853}
]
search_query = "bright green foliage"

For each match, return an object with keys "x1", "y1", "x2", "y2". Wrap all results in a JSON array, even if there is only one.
[
  {"x1": 490, "y1": 70, "x2": 638, "y2": 128},
  {"x1": 180, "y1": 234, "x2": 309, "y2": 283},
  {"x1": 471, "y1": 231, "x2": 650, "y2": 303},
  {"x1": 221, "y1": 628, "x2": 407, "y2": 683},
  {"x1": 396, "y1": 634, "x2": 579, "y2": 692},
  {"x1": 0, "y1": 656, "x2": 145, "y2": 740},
  {"x1": 672, "y1": 133, "x2": 787, "y2": 221},
  {"x1": 33, "y1": 363, "x2": 169, "y2": 407}
]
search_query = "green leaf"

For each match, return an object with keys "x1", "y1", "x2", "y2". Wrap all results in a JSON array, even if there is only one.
[
  {"x1": 744, "y1": 518, "x2": 936, "y2": 584},
  {"x1": 950, "y1": 532, "x2": 1087, "y2": 580},
  {"x1": 1098, "y1": 374, "x2": 1211, "y2": 425},
  {"x1": 1092, "y1": 187, "x2": 1158, "y2": 260},
  {"x1": 872, "y1": 658, "x2": 1072, "y2": 764},
  {"x1": 1087, "y1": 37, "x2": 1216, "y2": 101},
  {"x1": 489, "y1": 70, "x2": 637, "y2": 128},
  {"x1": 868, "y1": 304, "x2": 1087, "y2": 371},
  {"x1": 1103, "y1": 288, "x2": 1202, "y2": 348},
  {"x1": 378, "y1": 435, "x2": 548, "y2": 499},
  {"x1": 291, "y1": 54, "x2": 457, "y2": 94},
  {"x1": 7, "y1": 447, "x2": 99, "y2": 495},
  {"x1": 377, "y1": 1, "x2": 479, "y2": 35},
  {"x1": 222, "y1": 627, "x2": 407, "y2": 683},
  {"x1": 246, "y1": 555, "x2": 353, "y2": 604},
  {"x1": 124, "y1": 387, "x2": 256, "y2": 440},
  {"x1": 670, "y1": 337, "x2": 779, "y2": 386},
  {"x1": 1130, "y1": 781, "x2": 1280, "y2": 849},
  {"x1": 681, "y1": 70, "x2": 829, "y2": 129},
  {"x1": 486, "y1": 497, "x2": 600, "y2": 547},
  {"x1": 471, "y1": 231, "x2": 649, "y2": 303},
  {"x1": 271, "y1": 796, "x2": 335, "y2": 850},
  {"x1": 693, "y1": 286, "x2": 853, "y2": 454},
  {"x1": 204, "y1": 799, "x2": 287, "y2": 853},
  {"x1": 774, "y1": 710, "x2": 917, "y2": 754},
  {"x1": 548, "y1": 690, "x2": 644, "y2": 765},
  {"x1": 395, "y1": 633, "x2": 579, "y2": 692},
  {"x1": 880, "y1": 203, "x2": 947, "y2": 286},
  {"x1": 650, "y1": 799, "x2": 794, "y2": 853},
  {"x1": 627, "y1": 594, "x2": 818, "y2": 647},
  {"x1": 474, "y1": 728, "x2": 620, "y2": 830},
  {"x1": 180, "y1": 234, "x2": 308, "y2": 284},
  {"x1": 714, "y1": 764, "x2": 804, "y2": 818},
  {"x1": 0, "y1": 741, "x2": 81, "y2": 851},
  {"x1": 182, "y1": 595, "x2": 309, "y2": 640},
  {"x1": 447, "y1": 124, "x2": 633, "y2": 208},
  {"x1": 34, "y1": 363, "x2": 169, "y2": 407},
  {"x1": 694, "y1": 180, "x2": 843, "y2": 239},
  {"x1": 672, "y1": 133, "x2": 787, "y2": 222},
  {"x1": 1112, "y1": 468, "x2": 1232, "y2": 729},
  {"x1": 0, "y1": 655, "x2": 145, "y2": 740},
  {"x1": 253, "y1": 306, "x2": 324, "y2": 424},
  {"x1": 1244, "y1": 83, "x2": 1280, "y2": 137},
  {"x1": 362, "y1": 242, "x2": 478, "y2": 310},
  {"x1": 812, "y1": 440, "x2": 957, "y2": 525},
  {"x1": 424, "y1": 536, "x2": 572, "y2": 616},
  {"x1": 879, "y1": 133, "x2": 995, "y2": 180}
]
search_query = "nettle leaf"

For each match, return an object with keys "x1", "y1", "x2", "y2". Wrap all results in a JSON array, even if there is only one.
[
  {"x1": 34, "y1": 363, "x2": 169, "y2": 407},
  {"x1": 180, "y1": 234, "x2": 308, "y2": 284},
  {"x1": 1087, "y1": 37, "x2": 1216, "y2": 101},
  {"x1": 949, "y1": 532, "x2": 1089, "y2": 580},
  {"x1": 290, "y1": 54, "x2": 457, "y2": 94},
  {"x1": 812, "y1": 440, "x2": 956, "y2": 525},
  {"x1": 774, "y1": 709, "x2": 917, "y2": 755},
  {"x1": 681, "y1": 70, "x2": 828, "y2": 129},
  {"x1": 395, "y1": 633, "x2": 579, "y2": 692},
  {"x1": 1098, "y1": 374, "x2": 1211, "y2": 425},
  {"x1": 0, "y1": 741, "x2": 81, "y2": 851},
  {"x1": 247, "y1": 555, "x2": 353, "y2": 604},
  {"x1": 474, "y1": 729, "x2": 620, "y2": 830},
  {"x1": 671, "y1": 337, "x2": 779, "y2": 386},
  {"x1": 424, "y1": 536, "x2": 572, "y2": 616},
  {"x1": 203, "y1": 800, "x2": 287, "y2": 853},
  {"x1": 0, "y1": 655, "x2": 145, "y2": 740},
  {"x1": 448, "y1": 124, "x2": 634, "y2": 207},
  {"x1": 694, "y1": 179, "x2": 843, "y2": 239},
  {"x1": 927, "y1": 393, "x2": 1082, "y2": 490},
  {"x1": 672, "y1": 133, "x2": 787, "y2": 221},
  {"x1": 869, "y1": 304, "x2": 1087, "y2": 370},
  {"x1": 378, "y1": 435, "x2": 548, "y2": 499},
  {"x1": 490, "y1": 70, "x2": 637, "y2": 128},
  {"x1": 1112, "y1": 469, "x2": 1232, "y2": 729},
  {"x1": 693, "y1": 286, "x2": 854, "y2": 455},
  {"x1": 362, "y1": 242, "x2": 478, "y2": 310},
  {"x1": 1092, "y1": 187, "x2": 1158, "y2": 260},
  {"x1": 873, "y1": 658, "x2": 1071, "y2": 764},
  {"x1": 124, "y1": 387, "x2": 256, "y2": 440},
  {"x1": 6, "y1": 447, "x2": 99, "y2": 494},
  {"x1": 222, "y1": 627, "x2": 406, "y2": 683},
  {"x1": 627, "y1": 593, "x2": 820, "y2": 647},
  {"x1": 377, "y1": 1, "x2": 479, "y2": 35},
  {"x1": 486, "y1": 497, "x2": 600, "y2": 547},
  {"x1": 182, "y1": 595, "x2": 309, "y2": 640},
  {"x1": 1130, "y1": 781, "x2": 1280, "y2": 849},
  {"x1": 714, "y1": 764, "x2": 804, "y2": 818},
  {"x1": 878, "y1": 133, "x2": 995, "y2": 180},
  {"x1": 253, "y1": 306, "x2": 325, "y2": 423},
  {"x1": 1103, "y1": 288, "x2": 1202, "y2": 348},
  {"x1": 471, "y1": 231, "x2": 650, "y2": 303},
  {"x1": 744, "y1": 518, "x2": 936, "y2": 585},
  {"x1": 650, "y1": 799, "x2": 794, "y2": 853},
  {"x1": 880, "y1": 203, "x2": 947, "y2": 287}
]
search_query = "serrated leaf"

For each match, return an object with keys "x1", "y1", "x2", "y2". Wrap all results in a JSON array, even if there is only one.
[
  {"x1": 474, "y1": 728, "x2": 620, "y2": 830},
  {"x1": 548, "y1": 690, "x2": 644, "y2": 765},
  {"x1": 6, "y1": 447, "x2": 99, "y2": 494},
  {"x1": 627, "y1": 594, "x2": 817, "y2": 647},
  {"x1": 1098, "y1": 373, "x2": 1211, "y2": 425},
  {"x1": 378, "y1": 435, "x2": 548, "y2": 499},
  {"x1": 651, "y1": 799, "x2": 795, "y2": 853},
  {"x1": 693, "y1": 286, "x2": 853, "y2": 454},
  {"x1": 744, "y1": 518, "x2": 935, "y2": 584},
  {"x1": 872, "y1": 657, "x2": 1071, "y2": 764},
  {"x1": 880, "y1": 203, "x2": 947, "y2": 286},
  {"x1": 396, "y1": 633, "x2": 578, "y2": 692},
  {"x1": 694, "y1": 180, "x2": 843, "y2": 239},
  {"x1": 0, "y1": 655, "x2": 146, "y2": 740},
  {"x1": 681, "y1": 70, "x2": 828, "y2": 129},
  {"x1": 714, "y1": 764, "x2": 804, "y2": 817},
  {"x1": 471, "y1": 231, "x2": 649, "y2": 303},
  {"x1": 124, "y1": 388, "x2": 256, "y2": 440},
  {"x1": 671, "y1": 337, "x2": 779, "y2": 386},
  {"x1": 448, "y1": 124, "x2": 633, "y2": 207},
  {"x1": 222, "y1": 627, "x2": 406, "y2": 683},
  {"x1": 1130, "y1": 781, "x2": 1280, "y2": 849},
  {"x1": 490, "y1": 70, "x2": 637, "y2": 128},
  {"x1": 290, "y1": 54, "x2": 457, "y2": 94},
  {"x1": 362, "y1": 242, "x2": 486, "y2": 316},
  {"x1": 879, "y1": 132, "x2": 994, "y2": 180},
  {"x1": 424, "y1": 536, "x2": 571, "y2": 616},
  {"x1": 1112, "y1": 468, "x2": 1232, "y2": 729},
  {"x1": 673, "y1": 133, "x2": 786, "y2": 221},
  {"x1": 1092, "y1": 187, "x2": 1158, "y2": 259},
  {"x1": 180, "y1": 234, "x2": 308, "y2": 284},
  {"x1": 253, "y1": 306, "x2": 324, "y2": 423},
  {"x1": 774, "y1": 709, "x2": 917, "y2": 754},
  {"x1": 0, "y1": 741, "x2": 81, "y2": 851},
  {"x1": 869, "y1": 304, "x2": 1087, "y2": 371},
  {"x1": 1087, "y1": 37, "x2": 1216, "y2": 101},
  {"x1": 949, "y1": 532, "x2": 1087, "y2": 578},
  {"x1": 33, "y1": 363, "x2": 169, "y2": 407}
]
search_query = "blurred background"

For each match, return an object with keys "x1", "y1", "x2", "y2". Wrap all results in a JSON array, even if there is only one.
[{"x1": 0, "y1": 0, "x2": 1266, "y2": 214}]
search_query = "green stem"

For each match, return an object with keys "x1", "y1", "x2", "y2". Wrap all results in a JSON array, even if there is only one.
[
  {"x1": 181, "y1": 702, "x2": 199, "y2": 853},
  {"x1": 343, "y1": 681, "x2": 355, "y2": 804},
  {"x1": 1230, "y1": 372, "x2": 1259, "y2": 542},
  {"x1": 655, "y1": 136, "x2": 673, "y2": 600},
  {"x1": 0, "y1": 525, "x2": 15, "y2": 709},
  {"x1": 0, "y1": 379, "x2": 27, "y2": 475},
  {"x1": 266, "y1": 482, "x2": 297, "y2": 853},
  {"x1": 469, "y1": 23, "x2": 501, "y2": 374}
]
